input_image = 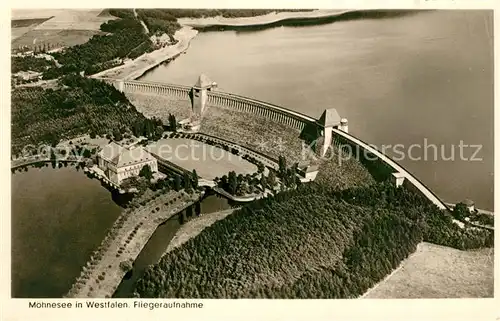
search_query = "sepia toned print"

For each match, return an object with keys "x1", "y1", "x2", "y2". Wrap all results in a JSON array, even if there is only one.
[{"x1": 10, "y1": 8, "x2": 493, "y2": 300}]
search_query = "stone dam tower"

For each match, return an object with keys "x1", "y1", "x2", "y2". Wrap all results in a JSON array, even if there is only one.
[
  {"x1": 316, "y1": 108, "x2": 341, "y2": 157},
  {"x1": 191, "y1": 73, "x2": 217, "y2": 118}
]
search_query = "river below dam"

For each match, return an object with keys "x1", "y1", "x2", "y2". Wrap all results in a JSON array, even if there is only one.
[
  {"x1": 112, "y1": 193, "x2": 231, "y2": 298},
  {"x1": 140, "y1": 10, "x2": 494, "y2": 210}
]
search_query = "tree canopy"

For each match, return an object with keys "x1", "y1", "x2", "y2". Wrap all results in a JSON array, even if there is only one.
[{"x1": 134, "y1": 182, "x2": 493, "y2": 298}]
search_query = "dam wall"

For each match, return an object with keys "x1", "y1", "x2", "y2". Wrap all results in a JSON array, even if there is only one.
[
  {"x1": 331, "y1": 128, "x2": 449, "y2": 211},
  {"x1": 206, "y1": 89, "x2": 315, "y2": 131},
  {"x1": 105, "y1": 79, "x2": 316, "y2": 131},
  {"x1": 102, "y1": 77, "x2": 450, "y2": 212}
]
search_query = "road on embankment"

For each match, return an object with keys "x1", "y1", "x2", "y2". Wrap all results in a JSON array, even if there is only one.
[{"x1": 66, "y1": 190, "x2": 202, "y2": 298}]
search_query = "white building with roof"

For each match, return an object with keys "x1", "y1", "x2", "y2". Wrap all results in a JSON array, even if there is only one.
[{"x1": 97, "y1": 142, "x2": 158, "y2": 185}]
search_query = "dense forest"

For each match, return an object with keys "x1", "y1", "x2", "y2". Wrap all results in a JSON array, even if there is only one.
[
  {"x1": 11, "y1": 75, "x2": 159, "y2": 155},
  {"x1": 12, "y1": 56, "x2": 55, "y2": 73},
  {"x1": 47, "y1": 13, "x2": 151, "y2": 77},
  {"x1": 136, "y1": 9, "x2": 181, "y2": 37},
  {"x1": 37, "y1": 9, "x2": 163, "y2": 77},
  {"x1": 134, "y1": 182, "x2": 493, "y2": 298}
]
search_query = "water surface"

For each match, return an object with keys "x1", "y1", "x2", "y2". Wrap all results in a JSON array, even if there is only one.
[
  {"x1": 11, "y1": 166, "x2": 122, "y2": 297},
  {"x1": 141, "y1": 10, "x2": 494, "y2": 209}
]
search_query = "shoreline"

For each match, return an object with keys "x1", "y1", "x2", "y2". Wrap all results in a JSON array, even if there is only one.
[
  {"x1": 91, "y1": 26, "x2": 198, "y2": 81},
  {"x1": 91, "y1": 9, "x2": 381, "y2": 81},
  {"x1": 177, "y1": 9, "x2": 348, "y2": 27},
  {"x1": 181, "y1": 9, "x2": 421, "y2": 31}
]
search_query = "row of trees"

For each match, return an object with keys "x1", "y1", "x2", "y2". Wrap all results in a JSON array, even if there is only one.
[
  {"x1": 13, "y1": 42, "x2": 63, "y2": 54},
  {"x1": 131, "y1": 117, "x2": 164, "y2": 140},
  {"x1": 167, "y1": 113, "x2": 177, "y2": 132},
  {"x1": 136, "y1": 9, "x2": 181, "y2": 37},
  {"x1": 215, "y1": 170, "x2": 266, "y2": 196},
  {"x1": 153, "y1": 170, "x2": 199, "y2": 194}
]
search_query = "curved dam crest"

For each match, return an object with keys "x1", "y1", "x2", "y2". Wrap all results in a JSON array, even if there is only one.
[{"x1": 105, "y1": 78, "x2": 452, "y2": 213}]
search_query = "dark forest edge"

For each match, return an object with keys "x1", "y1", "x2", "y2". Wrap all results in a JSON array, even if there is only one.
[
  {"x1": 191, "y1": 10, "x2": 426, "y2": 32},
  {"x1": 133, "y1": 181, "x2": 493, "y2": 299}
]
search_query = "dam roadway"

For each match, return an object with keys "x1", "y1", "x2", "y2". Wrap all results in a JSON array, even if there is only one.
[{"x1": 66, "y1": 190, "x2": 202, "y2": 298}]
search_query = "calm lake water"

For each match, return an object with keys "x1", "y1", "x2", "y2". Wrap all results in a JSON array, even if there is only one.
[
  {"x1": 12, "y1": 163, "x2": 231, "y2": 298},
  {"x1": 141, "y1": 10, "x2": 494, "y2": 210},
  {"x1": 11, "y1": 166, "x2": 122, "y2": 298}
]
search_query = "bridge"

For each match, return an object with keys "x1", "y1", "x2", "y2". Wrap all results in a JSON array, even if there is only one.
[{"x1": 148, "y1": 150, "x2": 195, "y2": 178}]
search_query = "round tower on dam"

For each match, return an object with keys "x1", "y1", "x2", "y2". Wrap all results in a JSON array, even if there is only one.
[
  {"x1": 114, "y1": 80, "x2": 124, "y2": 93},
  {"x1": 340, "y1": 118, "x2": 349, "y2": 133}
]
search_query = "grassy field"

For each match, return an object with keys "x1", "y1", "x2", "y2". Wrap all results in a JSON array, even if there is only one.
[
  {"x1": 147, "y1": 138, "x2": 257, "y2": 180},
  {"x1": 126, "y1": 93, "x2": 374, "y2": 189},
  {"x1": 124, "y1": 93, "x2": 308, "y2": 163},
  {"x1": 13, "y1": 29, "x2": 106, "y2": 49},
  {"x1": 11, "y1": 17, "x2": 53, "y2": 40},
  {"x1": 32, "y1": 9, "x2": 113, "y2": 30},
  {"x1": 11, "y1": 9, "x2": 115, "y2": 50},
  {"x1": 11, "y1": 16, "x2": 53, "y2": 40},
  {"x1": 201, "y1": 104, "x2": 309, "y2": 164},
  {"x1": 363, "y1": 242, "x2": 494, "y2": 298}
]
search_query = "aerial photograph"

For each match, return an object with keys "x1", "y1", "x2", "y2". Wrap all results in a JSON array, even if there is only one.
[{"x1": 10, "y1": 8, "x2": 494, "y2": 299}]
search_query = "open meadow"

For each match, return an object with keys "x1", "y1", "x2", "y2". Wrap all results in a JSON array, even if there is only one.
[
  {"x1": 363, "y1": 242, "x2": 494, "y2": 298},
  {"x1": 11, "y1": 9, "x2": 115, "y2": 50},
  {"x1": 125, "y1": 92, "x2": 192, "y2": 121}
]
